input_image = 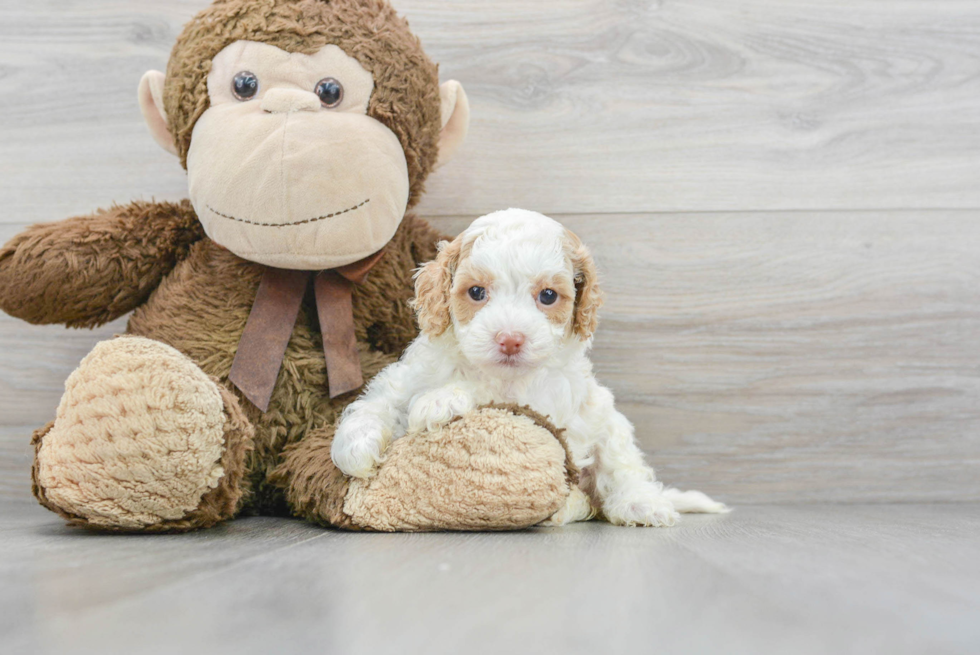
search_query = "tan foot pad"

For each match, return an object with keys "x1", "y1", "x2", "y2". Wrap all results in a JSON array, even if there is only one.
[
  {"x1": 343, "y1": 405, "x2": 574, "y2": 531},
  {"x1": 35, "y1": 337, "x2": 228, "y2": 529}
]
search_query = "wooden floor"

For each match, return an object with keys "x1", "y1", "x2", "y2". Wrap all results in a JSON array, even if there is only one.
[{"x1": 2, "y1": 498, "x2": 978, "y2": 655}]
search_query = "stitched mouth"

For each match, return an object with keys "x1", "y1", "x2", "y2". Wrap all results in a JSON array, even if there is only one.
[{"x1": 206, "y1": 199, "x2": 370, "y2": 227}]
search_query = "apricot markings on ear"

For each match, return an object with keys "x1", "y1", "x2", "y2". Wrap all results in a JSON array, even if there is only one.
[
  {"x1": 413, "y1": 236, "x2": 463, "y2": 336},
  {"x1": 565, "y1": 231, "x2": 604, "y2": 340}
]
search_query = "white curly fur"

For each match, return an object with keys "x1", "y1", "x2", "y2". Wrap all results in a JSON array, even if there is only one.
[{"x1": 332, "y1": 209, "x2": 728, "y2": 526}]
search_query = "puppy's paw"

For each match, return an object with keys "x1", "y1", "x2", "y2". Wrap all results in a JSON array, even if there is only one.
[
  {"x1": 603, "y1": 486, "x2": 680, "y2": 527},
  {"x1": 407, "y1": 386, "x2": 476, "y2": 434},
  {"x1": 331, "y1": 413, "x2": 391, "y2": 479}
]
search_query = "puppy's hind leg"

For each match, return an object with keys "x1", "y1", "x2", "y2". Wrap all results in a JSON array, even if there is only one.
[
  {"x1": 662, "y1": 488, "x2": 730, "y2": 514},
  {"x1": 540, "y1": 486, "x2": 596, "y2": 527}
]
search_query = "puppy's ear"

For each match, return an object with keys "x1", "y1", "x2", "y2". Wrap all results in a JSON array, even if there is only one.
[
  {"x1": 565, "y1": 230, "x2": 604, "y2": 340},
  {"x1": 413, "y1": 236, "x2": 463, "y2": 337}
]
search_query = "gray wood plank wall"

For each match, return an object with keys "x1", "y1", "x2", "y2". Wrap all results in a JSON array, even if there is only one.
[{"x1": 0, "y1": 1, "x2": 977, "y2": 504}]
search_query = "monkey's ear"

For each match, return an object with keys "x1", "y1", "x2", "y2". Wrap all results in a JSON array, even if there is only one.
[
  {"x1": 138, "y1": 71, "x2": 178, "y2": 157},
  {"x1": 435, "y1": 81, "x2": 469, "y2": 170}
]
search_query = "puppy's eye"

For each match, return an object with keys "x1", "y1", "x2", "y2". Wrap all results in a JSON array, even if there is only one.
[
  {"x1": 538, "y1": 289, "x2": 559, "y2": 306},
  {"x1": 232, "y1": 71, "x2": 259, "y2": 100},
  {"x1": 315, "y1": 77, "x2": 344, "y2": 108},
  {"x1": 468, "y1": 286, "x2": 487, "y2": 302}
]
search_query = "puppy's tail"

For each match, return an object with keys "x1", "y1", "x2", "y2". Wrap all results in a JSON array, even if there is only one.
[{"x1": 662, "y1": 487, "x2": 731, "y2": 514}]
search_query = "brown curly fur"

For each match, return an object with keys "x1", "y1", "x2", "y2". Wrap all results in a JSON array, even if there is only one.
[
  {"x1": 268, "y1": 424, "x2": 361, "y2": 529},
  {"x1": 0, "y1": 200, "x2": 204, "y2": 328},
  {"x1": 164, "y1": 0, "x2": 442, "y2": 208}
]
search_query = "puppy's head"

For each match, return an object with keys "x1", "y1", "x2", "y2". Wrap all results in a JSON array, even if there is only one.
[{"x1": 414, "y1": 209, "x2": 603, "y2": 373}]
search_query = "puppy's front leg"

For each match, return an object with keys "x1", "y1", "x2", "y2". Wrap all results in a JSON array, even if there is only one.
[
  {"x1": 332, "y1": 355, "x2": 421, "y2": 479},
  {"x1": 407, "y1": 383, "x2": 480, "y2": 434},
  {"x1": 587, "y1": 386, "x2": 680, "y2": 527},
  {"x1": 332, "y1": 398, "x2": 395, "y2": 479}
]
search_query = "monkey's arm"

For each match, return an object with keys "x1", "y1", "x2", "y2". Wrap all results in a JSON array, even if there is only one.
[{"x1": 0, "y1": 200, "x2": 205, "y2": 328}]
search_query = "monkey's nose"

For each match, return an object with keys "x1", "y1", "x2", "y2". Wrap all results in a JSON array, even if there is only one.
[
  {"x1": 496, "y1": 332, "x2": 526, "y2": 356},
  {"x1": 260, "y1": 88, "x2": 322, "y2": 114}
]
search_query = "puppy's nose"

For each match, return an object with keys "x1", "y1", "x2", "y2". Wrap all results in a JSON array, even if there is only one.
[{"x1": 496, "y1": 332, "x2": 525, "y2": 356}]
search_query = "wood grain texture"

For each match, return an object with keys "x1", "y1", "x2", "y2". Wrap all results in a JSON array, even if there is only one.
[
  {"x1": 0, "y1": 428, "x2": 33, "y2": 504},
  {"x1": 411, "y1": 0, "x2": 980, "y2": 215},
  {"x1": 1, "y1": 1, "x2": 979, "y2": 221},
  {"x1": 1, "y1": 212, "x2": 977, "y2": 504},
  {"x1": 2, "y1": 502, "x2": 979, "y2": 654}
]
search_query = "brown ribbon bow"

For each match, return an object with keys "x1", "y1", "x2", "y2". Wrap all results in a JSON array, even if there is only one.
[{"x1": 229, "y1": 250, "x2": 385, "y2": 412}]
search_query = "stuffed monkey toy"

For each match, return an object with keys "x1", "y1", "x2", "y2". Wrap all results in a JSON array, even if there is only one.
[{"x1": 0, "y1": 0, "x2": 575, "y2": 532}]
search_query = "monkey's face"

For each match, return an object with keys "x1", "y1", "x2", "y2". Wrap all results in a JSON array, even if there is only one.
[
  {"x1": 183, "y1": 41, "x2": 409, "y2": 269},
  {"x1": 140, "y1": 34, "x2": 468, "y2": 271}
]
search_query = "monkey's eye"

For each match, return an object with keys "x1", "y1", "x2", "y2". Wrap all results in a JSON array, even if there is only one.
[
  {"x1": 315, "y1": 77, "x2": 344, "y2": 108},
  {"x1": 468, "y1": 286, "x2": 487, "y2": 302},
  {"x1": 538, "y1": 289, "x2": 559, "y2": 306},
  {"x1": 232, "y1": 71, "x2": 259, "y2": 101}
]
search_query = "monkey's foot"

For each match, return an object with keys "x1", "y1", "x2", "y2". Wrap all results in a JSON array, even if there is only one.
[
  {"x1": 32, "y1": 336, "x2": 253, "y2": 532},
  {"x1": 341, "y1": 404, "x2": 577, "y2": 531}
]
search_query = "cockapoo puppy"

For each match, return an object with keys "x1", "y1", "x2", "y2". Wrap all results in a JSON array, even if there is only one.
[{"x1": 332, "y1": 209, "x2": 728, "y2": 526}]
